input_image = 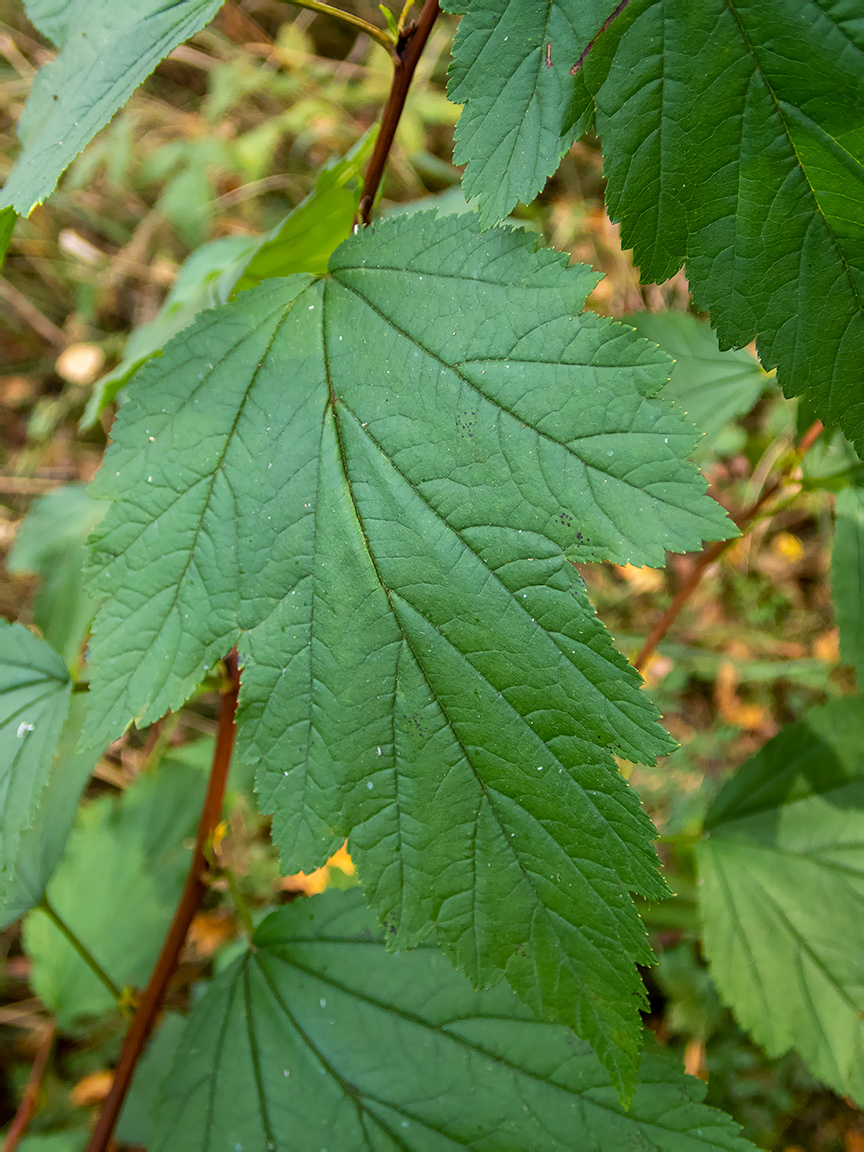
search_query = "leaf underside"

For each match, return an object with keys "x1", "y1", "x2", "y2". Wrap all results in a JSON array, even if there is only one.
[
  {"x1": 0, "y1": 620, "x2": 71, "y2": 894},
  {"x1": 151, "y1": 888, "x2": 757, "y2": 1152},
  {"x1": 697, "y1": 696, "x2": 864, "y2": 1105},
  {"x1": 85, "y1": 211, "x2": 732, "y2": 1092},
  {"x1": 445, "y1": 0, "x2": 864, "y2": 455},
  {"x1": 1, "y1": 0, "x2": 223, "y2": 215}
]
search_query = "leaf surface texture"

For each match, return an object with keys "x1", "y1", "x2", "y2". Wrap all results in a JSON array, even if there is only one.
[
  {"x1": 1, "y1": 0, "x2": 222, "y2": 214},
  {"x1": 697, "y1": 696, "x2": 864, "y2": 1105},
  {"x1": 0, "y1": 621, "x2": 71, "y2": 893},
  {"x1": 85, "y1": 212, "x2": 732, "y2": 1089},
  {"x1": 446, "y1": 0, "x2": 864, "y2": 452},
  {"x1": 150, "y1": 888, "x2": 756, "y2": 1152}
]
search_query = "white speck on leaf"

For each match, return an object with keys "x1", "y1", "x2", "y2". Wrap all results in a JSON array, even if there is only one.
[{"x1": 16, "y1": 722, "x2": 34, "y2": 738}]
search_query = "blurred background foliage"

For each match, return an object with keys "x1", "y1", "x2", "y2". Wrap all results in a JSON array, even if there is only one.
[{"x1": 0, "y1": 1, "x2": 862, "y2": 1149}]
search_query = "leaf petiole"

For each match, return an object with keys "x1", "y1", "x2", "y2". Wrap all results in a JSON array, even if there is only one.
[
  {"x1": 39, "y1": 896, "x2": 124, "y2": 1003},
  {"x1": 283, "y1": 0, "x2": 396, "y2": 49}
]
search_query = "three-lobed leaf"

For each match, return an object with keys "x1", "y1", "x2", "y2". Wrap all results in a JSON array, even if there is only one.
[
  {"x1": 1, "y1": 0, "x2": 222, "y2": 215},
  {"x1": 0, "y1": 620, "x2": 71, "y2": 895},
  {"x1": 446, "y1": 0, "x2": 864, "y2": 456},
  {"x1": 697, "y1": 696, "x2": 864, "y2": 1105},
  {"x1": 84, "y1": 211, "x2": 733, "y2": 1092},
  {"x1": 149, "y1": 888, "x2": 757, "y2": 1152}
]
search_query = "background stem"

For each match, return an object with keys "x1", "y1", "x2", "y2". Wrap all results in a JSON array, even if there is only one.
[{"x1": 86, "y1": 650, "x2": 241, "y2": 1152}]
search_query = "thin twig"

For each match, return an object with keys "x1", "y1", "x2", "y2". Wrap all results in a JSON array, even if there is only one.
[
  {"x1": 86, "y1": 651, "x2": 241, "y2": 1152},
  {"x1": 39, "y1": 898, "x2": 123, "y2": 1002},
  {"x1": 358, "y1": 0, "x2": 440, "y2": 225},
  {"x1": 284, "y1": 0, "x2": 395, "y2": 49},
  {"x1": 634, "y1": 420, "x2": 824, "y2": 672},
  {"x1": 2, "y1": 1023, "x2": 56, "y2": 1152}
]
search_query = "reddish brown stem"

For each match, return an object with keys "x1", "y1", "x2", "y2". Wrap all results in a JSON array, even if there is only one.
[
  {"x1": 634, "y1": 421, "x2": 824, "y2": 673},
  {"x1": 2, "y1": 1024, "x2": 56, "y2": 1152},
  {"x1": 358, "y1": 0, "x2": 440, "y2": 225},
  {"x1": 86, "y1": 651, "x2": 240, "y2": 1152}
]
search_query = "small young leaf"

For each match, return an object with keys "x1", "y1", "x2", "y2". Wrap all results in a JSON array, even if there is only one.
[
  {"x1": 833, "y1": 486, "x2": 864, "y2": 686},
  {"x1": 0, "y1": 621, "x2": 71, "y2": 892},
  {"x1": 231, "y1": 127, "x2": 377, "y2": 294},
  {"x1": 625, "y1": 313, "x2": 768, "y2": 461},
  {"x1": 447, "y1": 0, "x2": 864, "y2": 456},
  {"x1": 697, "y1": 696, "x2": 864, "y2": 1105},
  {"x1": 0, "y1": 695, "x2": 100, "y2": 928},
  {"x1": 7, "y1": 485, "x2": 104, "y2": 670},
  {"x1": 85, "y1": 211, "x2": 734, "y2": 1091},
  {"x1": 149, "y1": 889, "x2": 756, "y2": 1152},
  {"x1": 24, "y1": 755, "x2": 205, "y2": 1024},
  {"x1": 0, "y1": 0, "x2": 223, "y2": 215}
]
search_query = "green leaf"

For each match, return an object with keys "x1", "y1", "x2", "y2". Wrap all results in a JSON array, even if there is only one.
[
  {"x1": 150, "y1": 889, "x2": 756, "y2": 1152},
  {"x1": 7, "y1": 485, "x2": 104, "y2": 670},
  {"x1": 24, "y1": 754, "x2": 205, "y2": 1024},
  {"x1": 0, "y1": 695, "x2": 100, "y2": 928},
  {"x1": 22, "y1": 0, "x2": 75, "y2": 45},
  {"x1": 697, "y1": 696, "x2": 864, "y2": 1104},
  {"x1": 0, "y1": 620, "x2": 71, "y2": 894},
  {"x1": 0, "y1": 206, "x2": 14, "y2": 273},
  {"x1": 80, "y1": 236, "x2": 260, "y2": 428},
  {"x1": 85, "y1": 211, "x2": 734, "y2": 1092},
  {"x1": 447, "y1": 0, "x2": 864, "y2": 456},
  {"x1": 1, "y1": 0, "x2": 223, "y2": 215},
  {"x1": 81, "y1": 133, "x2": 375, "y2": 429},
  {"x1": 833, "y1": 486, "x2": 864, "y2": 687},
  {"x1": 444, "y1": 0, "x2": 612, "y2": 226},
  {"x1": 8, "y1": 1135, "x2": 85, "y2": 1152},
  {"x1": 231, "y1": 126, "x2": 377, "y2": 294},
  {"x1": 624, "y1": 313, "x2": 768, "y2": 462}
]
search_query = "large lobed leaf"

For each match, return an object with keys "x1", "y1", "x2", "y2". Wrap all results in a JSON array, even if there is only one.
[
  {"x1": 149, "y1": 888, "x2": 757, "y2": 1152},
  {"x1": 446, "y1": 0, "x2": 864, "y2": 455},
  {"x1": 0, "y1": 620, "x2": 71, "y2": 895},
  {"x1": 1, "y1": 0, "x2": 222, "y2": 215},
  {"x1": 697, "y1": 696, "x2": 864, "y2": 1105},
  {"x1": 84, "y1": 211, "x2": 732, "y2": 1091}
]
